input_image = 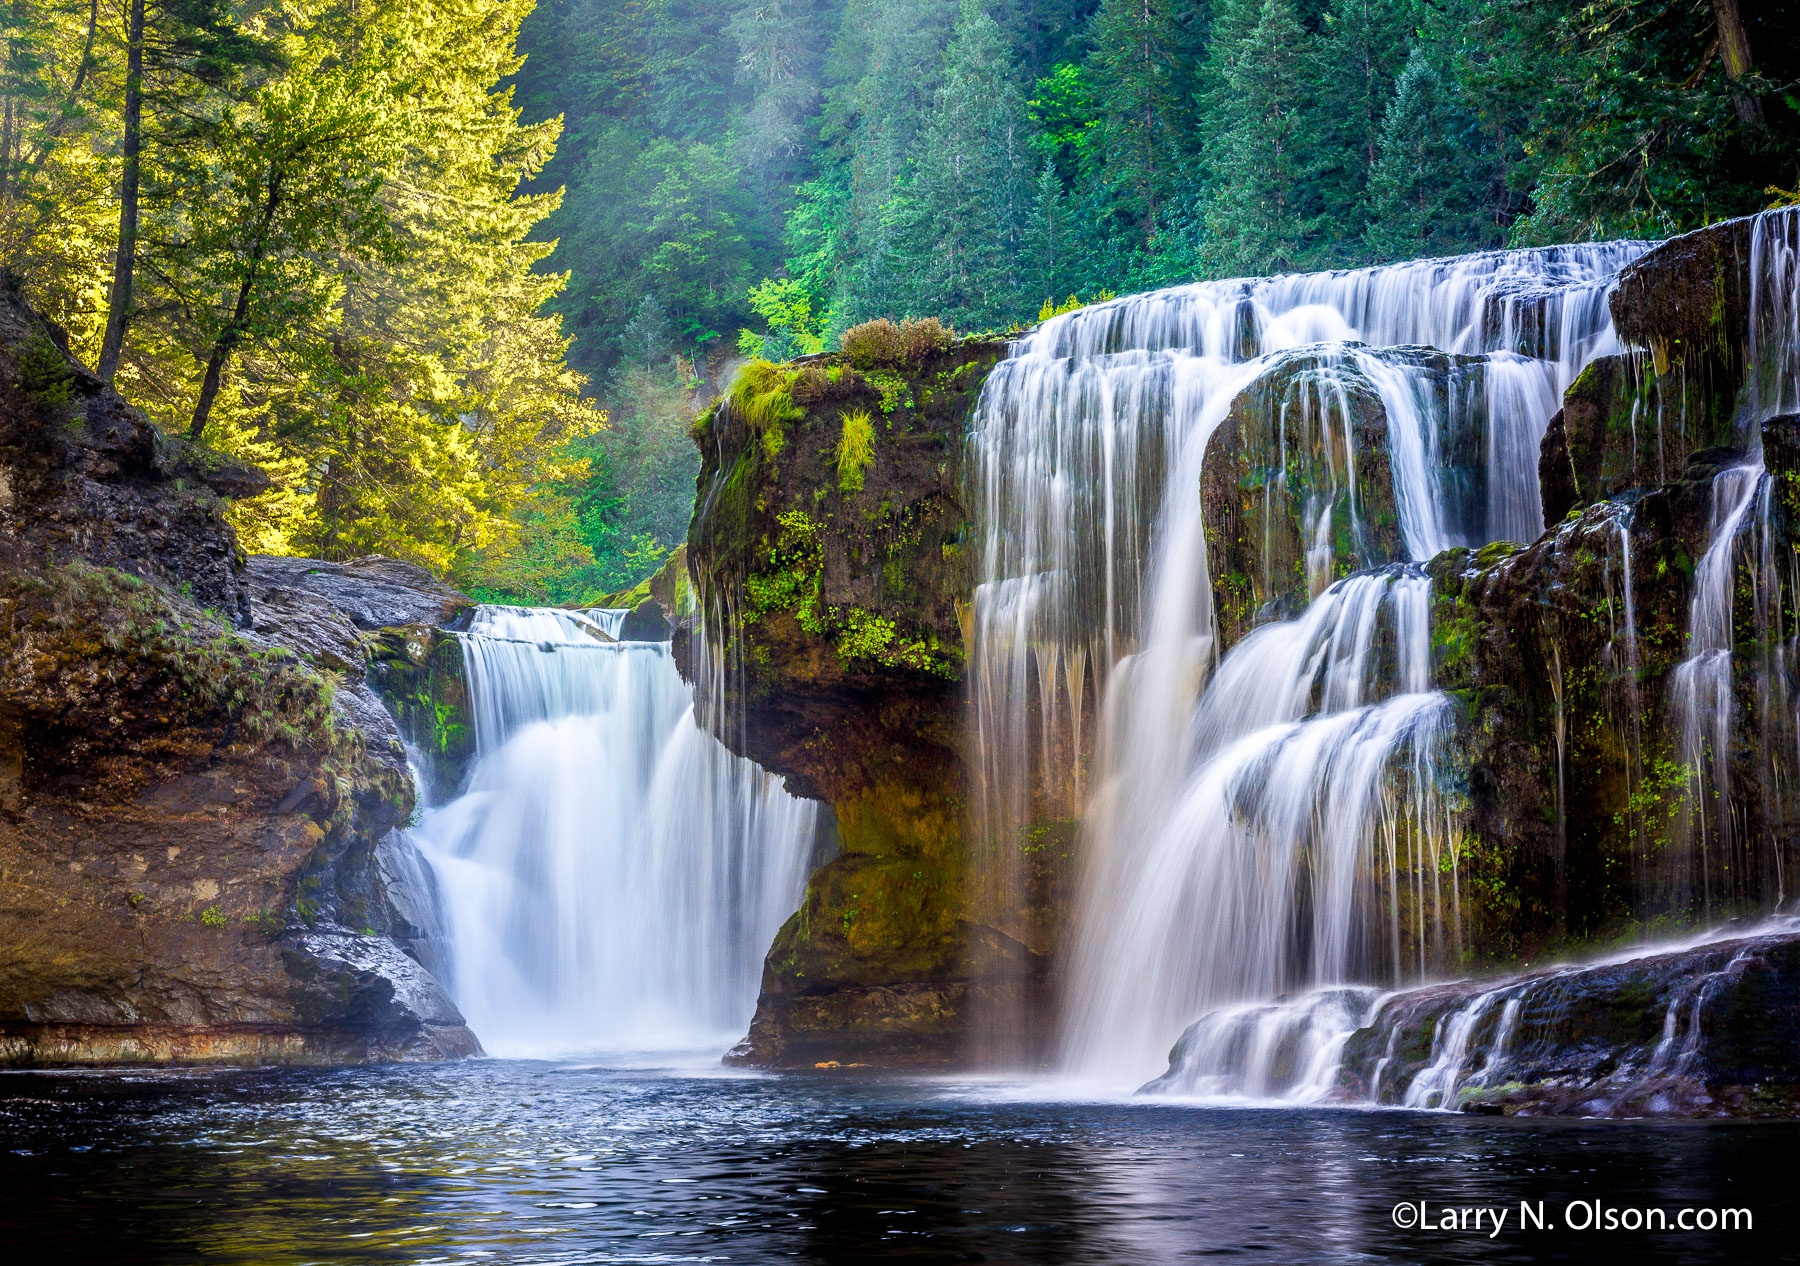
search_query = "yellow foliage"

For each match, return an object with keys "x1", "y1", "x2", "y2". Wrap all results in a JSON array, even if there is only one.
[{"x1": 1038, "y1": 291, "x2": 1115, "y2": 322}]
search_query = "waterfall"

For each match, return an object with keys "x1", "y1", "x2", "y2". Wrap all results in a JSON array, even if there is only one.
[
  {"x1": 1147, "y1": 913, "x2": 1800, "y2": 1110},
  {"x1": 969, "y1": 241, "x2": 1648, "y2": 1082},
  {"x1": 408, "y1": 606, "x2": 822, "y2": 1057},
  {"x1": 1662, "y1": 208, "x2": 1800, "y2": 920}
]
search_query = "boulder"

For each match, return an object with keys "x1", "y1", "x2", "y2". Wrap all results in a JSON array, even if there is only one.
[{"x1": 1201, "y1": 347, "x2": 1408, "y2": 649}]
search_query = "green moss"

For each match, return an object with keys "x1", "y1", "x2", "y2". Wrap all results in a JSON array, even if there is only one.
[
  {"x1": 836, "y1": 409, "x2": 875, "y2": 494},
  {"x1": 727, "y1": 359, "x2": 804, "y2": 436}
]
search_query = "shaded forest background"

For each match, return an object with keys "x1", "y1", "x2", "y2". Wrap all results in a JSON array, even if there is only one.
[{"x1": 2, "y1": 0, "x2": 1796, "y2": 601}]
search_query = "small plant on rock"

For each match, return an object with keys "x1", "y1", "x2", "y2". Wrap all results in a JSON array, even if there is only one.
[{"x1": 836, "y1": 410, "x2": 875, "y2": 494}]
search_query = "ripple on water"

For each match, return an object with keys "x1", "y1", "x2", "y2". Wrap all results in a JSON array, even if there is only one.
[{"x1": 0, "y1": 1060, "x2": 1794, "y2": 1263}]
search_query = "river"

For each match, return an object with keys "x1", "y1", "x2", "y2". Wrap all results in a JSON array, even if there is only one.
[{"x1": 2, "y1": 1059, "x2": 1794, "y2": 1263}]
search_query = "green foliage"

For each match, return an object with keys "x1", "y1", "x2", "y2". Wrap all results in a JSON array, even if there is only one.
[
  {"x1": 739, "y1": 277, "x2": 828, "y2": 360},
  {"x1": 1202, "y1": 0, "x2": 1322, "y2": 275},
  {"x1": 836, "y1": 408, "x2": 875, "y2": 493},
  {"x1": 16, "y1": 329, "x2": 73, "y2": 408},
  {"x1": 837, "y1": 607, "x2": 896, "y2": 662},
  {"x1": 0, "y1": 0, "x2": 602, "y2": 579},
  {"x1": 200, "y1": 905, "x2": 229, "y2": 928},
  {"x1": 1366, "y1": 48, "x2": 1483, "y2": 262}
]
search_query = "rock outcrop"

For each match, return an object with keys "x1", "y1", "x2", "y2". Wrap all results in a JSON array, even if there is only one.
[
  {"x1": 1201, "y1": 347, "x2": 1411, "y2": 649},
  {"x1": 0, "y1": 291, "x2": 477, "y2": 1065},
  {"x1": 1540, "y1": 216, "x2": 1760, "y2": 528},
  {"x1": 685, "y1": 335, "x2": 1055, "y2": 1068}
]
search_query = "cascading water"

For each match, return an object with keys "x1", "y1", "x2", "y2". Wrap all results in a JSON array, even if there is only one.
[
  {"x1": 1118, "y1": 208, "x2": 1800, "y2": 1101},
  {"x1": 407, "y1": 606, "x2": 822, "y2": 1057},
  {"x1": 1657, "y1": 207, "x2": 1800, "y2": 919},
  {"x1": 968, "y1": 241, "x2": 1650, "y2": 1083}
]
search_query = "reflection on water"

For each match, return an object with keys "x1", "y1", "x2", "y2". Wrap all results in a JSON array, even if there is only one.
[{"x1": 0, "y1": 1060, "x2": 1795, "y2": 1263}]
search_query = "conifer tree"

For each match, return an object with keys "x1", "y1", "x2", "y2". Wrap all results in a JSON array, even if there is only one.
[
  {"x1": 1364, "y1": 47, "x2": 1480, "y2": 261},
  {"x1": 726, "y1": 0, "x2": 824, "y2": 177},
  {"x1": 1083, "y1": 0, "x2": 1197, "y2": 250},
  {"x1": 1020, "y1": 157, "x2": 1072, "y2": 306},
  {"x1": 896, "y1": 0, "x2": 1032, "y2": 327},
  {"x1": 1201, "y1": 0, "x2": 1322, "y2": 276},
  {"x1": 1312, "y1": 0, "x2": 1417, "y2": 261}
]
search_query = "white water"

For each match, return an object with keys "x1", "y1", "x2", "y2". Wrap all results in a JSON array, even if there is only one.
[
  {"x1": 1662, "y1": 207, "x2": 1800, "y2": 915},
  {"x1": 408, "y1": 607, "x2": 822, "y2": 1057},
  {"x1": 969, "y1": 242, "x2": 1646, "y2": 1083},
  {"x1": 1131, "y1": 209, "x2": 1800, "y2": 1102}
]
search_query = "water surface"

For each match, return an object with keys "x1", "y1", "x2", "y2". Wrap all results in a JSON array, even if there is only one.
[{"x1": 1, "y1": 1060, "x2": 1794, "y2": 1263}]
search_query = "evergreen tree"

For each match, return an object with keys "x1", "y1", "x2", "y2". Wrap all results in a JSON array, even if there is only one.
[
  {"x1": 726, "y1": 0, "x2": 825, "y2": 176},
  {"x1": 828, "y1": 0, "x2": 958, "y2": 330},
  {"x1": 1312, "y1": 0, "x2": 1417, "y2": 261},
  {"x1": 895, "y1": 0, "x2": 1033, "y2": 327},
  {"x1": 1364, "y1": 46, "x2": 1482, "y2": 261},
  {"x1": 1201, "y1": 0, "x2": 1322, "y2": 275},
  {"x1": 1020, "y1": 157, "x2": 1073, "y2": 306},
  {"x1": 1083, "y1": 0, "x2": 1198, "y2": 250}
]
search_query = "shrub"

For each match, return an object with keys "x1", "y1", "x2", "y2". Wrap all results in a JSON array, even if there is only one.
[
  {"x1": 841, "y1": 317, "x2": 955, "y2": 368},
  {"x1": 17, "y1": 329, "x2": 75, "y2": 409},
  {"x1": 842, "y1": 318, "x2": 905, "y2": 368},
  {"x1": 900, "y1": 316, "x2": 952, "y2": 359}
]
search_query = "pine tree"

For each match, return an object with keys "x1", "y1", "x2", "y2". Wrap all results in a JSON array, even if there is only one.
[
  {"x1": 1364, "y1": 46, "x2": 1481, "y2": 261},
  {"x1": 895, "y1": 0, "x2": 1033, "y2": 327},
  {"x1": 1200, "y1": 0, "x2": 1322, "y2": 276},
  {"x1": 1083, "y1": 0, "x2": 1197, "y2": 250}
]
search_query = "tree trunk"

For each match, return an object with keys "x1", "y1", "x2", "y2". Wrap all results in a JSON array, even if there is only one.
[
  {"x1": 96, "y1": 0, "x2": 144, "y2": 383},
  {"x1": 188, "y1": 172, "x2": 283, "y2": 440},
  {"x1": 1711, "y1": 0, "x2": 1763, "y2": 124},
  {"x1": 187, "y1": 273, "x2": 254, "y2": 441}
]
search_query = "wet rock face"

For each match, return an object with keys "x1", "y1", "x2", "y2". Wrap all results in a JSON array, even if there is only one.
[
  {"x1": 1202, "y1": 349, "x2": 1408, "y2": 650},
  {"x1": 1429, "y1": 468, "x2": 1702, "y2": 964},
  {"x1": 687, "y1": 340, "x2": 1052, "y2": 1069},
  {"x1": 1539, "y1": 216, "x2": 1764, "y2": 533},
  {"x1": 1335, "y1": 928, "x2": 1800, "y2": 1118},
  {"x1": 1432, "y1": 426, "x2": 1800, "y2": 970},
  {"x1": 0, "y1": 300, "x2": 477, "y2": 1066},
  {"x1": 1611, "y1": 216, "x2": 1755, "y2": 386}
]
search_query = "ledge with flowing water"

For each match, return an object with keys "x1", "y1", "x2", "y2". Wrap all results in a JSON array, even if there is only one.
[
  {"x1": 679, "y1": 213, "x2": 1800, "y2": 1093},
  {"x1": 1148, "y1": 916, "x2": 1800, "y2": 1117}
]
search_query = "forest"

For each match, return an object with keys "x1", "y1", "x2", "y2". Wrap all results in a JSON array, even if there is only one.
[{"x1": 1, "y1": 0, "x2": 1795, "y2": 600}]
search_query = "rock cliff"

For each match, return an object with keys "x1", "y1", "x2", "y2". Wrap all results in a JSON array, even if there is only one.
[
  {"x1": 0, "y1": 292, "x2": 476, "y2": 1065},
  {"x1": 684, "y1": 329, "x2": 1052, "y2": 1067}
]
